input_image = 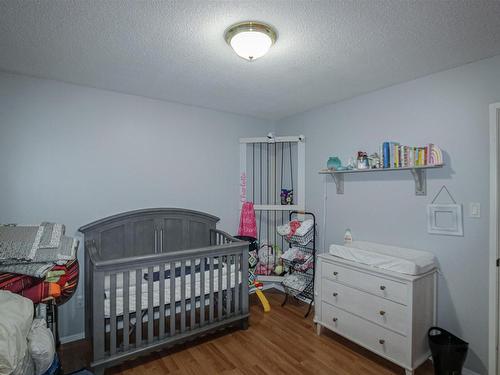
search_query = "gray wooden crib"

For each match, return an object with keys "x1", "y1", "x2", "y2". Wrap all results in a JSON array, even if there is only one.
[{"x1": 79, "y1": 208, "x2": 249, "y2": 374}]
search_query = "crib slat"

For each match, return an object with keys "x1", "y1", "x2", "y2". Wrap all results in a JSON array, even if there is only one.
[
  {"x1": 147, "y1": 266, "x2": 154, "y2": 344},
  {"x1": 242, "y1": 249, "x2": 249, "y2": 316},
  {"x1": 200, "y1": 257, "x2": 205, "y2": 327},
  {"x1": 135, "y1": 269, "x2": 142, "y2": 348},
  {"x1": 170, "y1": 261, "x2": 175, "y2": 337},
  {"x1": 159, "y1": 264, "x2": 165, "y2": 339},
  {"x1": 92, "y1": 271, "x2": 105, "y2": 361},
  {"x1": 226, "y1": 255, "x2": 232, "y2": 317},
  {"x1": 123, "y1": 270, "x2": 130, "y2": 351},
  {"x1": 110, "y1": 273, "x2": 117, "y2": 355},
  {"x1": 209, "y1": 257, "x2": 214, "y2": 323},
  {"x1": 180, "y1": 261, "x2": 186, "y2": 333},
  {"x1": 190, "y1": 259, "x2": 196, "y2": 329},
  {"x1": 235, "y1": 254, "x2": 240, "y2": 315},
  {"x1": 218, "y1": 256, "x2": 223, "y2": 320}
]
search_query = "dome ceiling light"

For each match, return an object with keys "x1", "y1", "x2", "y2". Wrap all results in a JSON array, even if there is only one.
[{"x1": 224, "y1": 21, "x2": 277, "y2": 61}]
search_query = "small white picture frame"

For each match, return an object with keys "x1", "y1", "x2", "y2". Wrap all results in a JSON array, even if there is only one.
[{"x1": 427, "y1": 204, "x2": 463, "y2": 236}]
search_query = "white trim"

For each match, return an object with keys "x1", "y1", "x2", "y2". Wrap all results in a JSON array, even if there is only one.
[
  {"x1": 253, "y1": 204, "x2": 302, "y2": 211},
  {"x1": 239, "y1": 135, "x2": 305, "y2": 144},
  {"x1": 463, "y1": 368, "x2": 481, "y2": 375},
  {"x1": 256, "y1": 275, "x2": 285, "y2": 283},
  {"x1": 59, "y1": 332, "x2": 85, "y2": 344},
  {"x1": 490, "y1": 102, "x2": 500, "y2": 375},
  {"x1": 249, "y1": 283, "x2": 284, "y2": 294},
  {"x1": 297, "y1": 140, "x2": 306, "y2": 210}
]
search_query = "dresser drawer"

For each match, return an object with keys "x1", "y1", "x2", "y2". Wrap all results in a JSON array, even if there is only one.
[
  {"x1": 321, "y1": 261, "x2": 409, "y2": 305},
  {"x1": 321, "y1": 278, "x2": 408, "y2": 335},
  {"x1": 321, "y1": 302, "x2": 409, "y2": 367}
]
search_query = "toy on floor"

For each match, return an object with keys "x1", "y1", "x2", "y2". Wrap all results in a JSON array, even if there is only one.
[{"x1": 253, "y1": 280, "x2": 270, "y2": 313}]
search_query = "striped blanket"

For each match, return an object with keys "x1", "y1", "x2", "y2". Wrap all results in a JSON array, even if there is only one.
[{"x1": 0, "y1": 259, "x2": 79, "y2": 305}]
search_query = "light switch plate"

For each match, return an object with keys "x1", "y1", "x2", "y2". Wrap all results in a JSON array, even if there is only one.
[{"x1": 469, "y1": 202, "x2": 481, "y2": 218}]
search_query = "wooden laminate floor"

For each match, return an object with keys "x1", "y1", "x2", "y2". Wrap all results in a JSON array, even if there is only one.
[{"x1": 58, "y1": 290, "x2": 434, "y2": 375}]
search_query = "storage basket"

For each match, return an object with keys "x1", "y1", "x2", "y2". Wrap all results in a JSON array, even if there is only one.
[
  {"x1": 282, "y1": 273, "x2": 313, "y2": 298},
  {"x1": 281, "y1": 246, "x2": 314, "y2": 272},
  {"x1": 283, "y1": 226, "x2": 314, "y2": 246}
]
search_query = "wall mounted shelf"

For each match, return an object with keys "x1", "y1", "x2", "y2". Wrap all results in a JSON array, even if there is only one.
[{"x1": 318, "y1": 164, "x2": 444, "y2": 196}]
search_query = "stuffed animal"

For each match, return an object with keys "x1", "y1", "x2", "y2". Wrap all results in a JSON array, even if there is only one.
[
  {"x1": 273, "y1": 245, "x2": 284, "y2": 275},
  {"x1": 255, "y1": 244, "x2": 275, "y2": 275}
]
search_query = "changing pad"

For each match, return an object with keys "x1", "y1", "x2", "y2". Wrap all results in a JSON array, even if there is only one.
[{"x1": 329, "y1": 241, "x2": 437, "y2": 275}]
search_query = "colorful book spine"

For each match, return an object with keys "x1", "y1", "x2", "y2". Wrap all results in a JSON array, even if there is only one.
[
  {"x1": 383, "y1": 142, "x2": 390, "y2": 168},
  {"x1": 389, "y1": 142, "x2": 399, "y2": 168},
  {"x1": 379, "y1": 142, "x2": 442, "y2": 168}
]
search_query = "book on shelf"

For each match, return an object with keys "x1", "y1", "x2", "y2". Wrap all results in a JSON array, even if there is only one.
[{"x1": 380, "y1": 142, "x2": 442, "y2": 169}]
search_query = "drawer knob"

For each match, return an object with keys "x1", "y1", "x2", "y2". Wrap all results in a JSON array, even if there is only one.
[
  {"x1": 332, "y1": 317, "x2": 338, "y2": 322},
  {"x1": 379, "y1": 310, "x2": 386, "y2": 316},
  {"x1": 333, "y1": 292, "x2": 338, "y2": 297},
  {"x1": 379, "y1": 339, "x2": 385, "y2": 345},
  {"x1": 380, "y1": 285, "x2": 386, "y2": 291},
  {"x1": 333, "y1": 271, "x2": 339, "y2": 276}
]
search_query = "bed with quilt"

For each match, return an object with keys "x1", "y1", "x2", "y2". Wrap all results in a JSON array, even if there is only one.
[{"x1": 0, "y1": 222, "x2": 79, "y2": 305}]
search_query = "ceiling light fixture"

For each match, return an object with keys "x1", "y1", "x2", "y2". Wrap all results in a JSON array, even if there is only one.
[{"x1": 225, "y1": 21, "x2": 277, "y2": 61}]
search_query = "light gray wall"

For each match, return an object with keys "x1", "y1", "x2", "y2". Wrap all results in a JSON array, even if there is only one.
[
  {"x1": 0, "y1": 72, "x2": 272, "y2": 339},
  {"x1": 277, "y1": 55, "x2": 500, "y2": 373}
]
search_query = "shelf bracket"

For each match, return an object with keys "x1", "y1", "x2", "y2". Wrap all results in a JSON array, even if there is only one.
[
  {"x1": 332, "y1": 173, "x2": 344, "y2": 194},
  {"x1": 410, "y1": 168, "x2": 426, "y2": 196}
]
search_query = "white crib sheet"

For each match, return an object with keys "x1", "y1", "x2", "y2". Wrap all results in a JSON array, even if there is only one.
[{"x1": 103, "y1": 264, "x2": 240, "y2": 318}]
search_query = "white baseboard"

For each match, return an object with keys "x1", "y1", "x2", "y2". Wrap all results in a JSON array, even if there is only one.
[
  {"x1": 59, "y1": 332, "x2": 85, "y2": 344},
  {"x1": 462, "y1": 368, "x2": 480, "y2": 375}
]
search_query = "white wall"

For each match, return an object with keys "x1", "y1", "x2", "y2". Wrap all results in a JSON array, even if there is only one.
[
  {"x1": 0, "y1": 72, "x2": 272, "y2": 339},
  {"x1": 277, "y1": 55, "x2": 500, "y2": 373}
]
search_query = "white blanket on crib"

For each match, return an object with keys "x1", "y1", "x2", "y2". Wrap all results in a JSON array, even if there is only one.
[{"x1": 103, "y1": 264, "x2": 240, "y2": 317}]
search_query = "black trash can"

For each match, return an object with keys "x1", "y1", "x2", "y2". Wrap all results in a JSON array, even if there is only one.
[{"x1": 428, "y1": 327, "x2": 468, "y2": 375}]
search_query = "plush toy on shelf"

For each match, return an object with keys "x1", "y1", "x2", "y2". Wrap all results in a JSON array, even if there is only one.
[
  {"x1": 273, "y1": 245, "x2": 284, "y2": 275},
  {"x1": 255, "y1": 243, "x2": 275, "y2": 275}
]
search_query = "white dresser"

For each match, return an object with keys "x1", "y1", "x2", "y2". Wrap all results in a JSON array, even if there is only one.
[{"x1": 315, "y1": 253, "x2": 437, "y2": 375}]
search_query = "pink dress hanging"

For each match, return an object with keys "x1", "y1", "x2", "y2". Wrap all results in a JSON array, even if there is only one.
[{"x1": 238, "y1": 202, "x2": 257, "y2": 239}]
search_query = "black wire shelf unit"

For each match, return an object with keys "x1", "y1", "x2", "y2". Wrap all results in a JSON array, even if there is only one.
[{"x1": 280, "y1": 211, "x2": 316, "y2": 318}]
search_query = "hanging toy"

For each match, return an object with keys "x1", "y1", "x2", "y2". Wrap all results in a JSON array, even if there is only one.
[
  {"x1": 238, "y1": 202, "x2": 257, "y2": 238},
  {"x1": 280, "y1": 189, "x2": 294, "y2": 205}
]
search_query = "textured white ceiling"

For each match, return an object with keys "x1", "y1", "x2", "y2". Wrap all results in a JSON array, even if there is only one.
[{"x1": 1, "y1": 1, "x2": 500, "y2": 120}]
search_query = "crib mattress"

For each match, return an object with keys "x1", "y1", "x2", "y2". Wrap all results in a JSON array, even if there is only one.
[
  {"x1": 103, "y1": 264, "x2": 240, "y2": 318},
  {"x1": 329, "y1": 241, "x2": 437, "y2": 275}
]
